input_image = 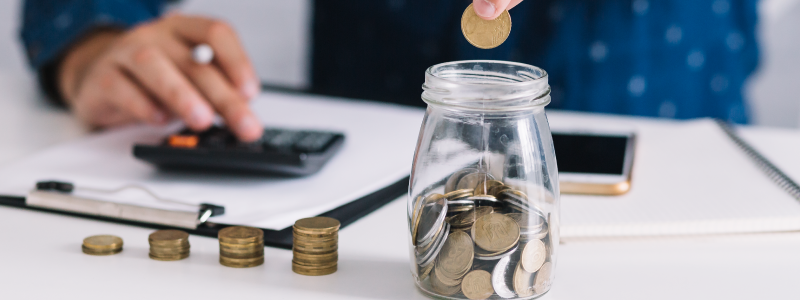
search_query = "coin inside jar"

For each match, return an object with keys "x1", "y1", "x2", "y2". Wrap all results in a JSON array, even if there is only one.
[
  {"x1": 461, "y1": 270, "x2": 495, "y2": 300},
  {"x1": 491, "y1": 255, "x2": 517, "y2": 299},
  {"x1": 434, "y1": 230, "x2": 474, "y2": 282},
  {"x1": 445, "y1": 168, "x2": 482, "y2": 193},
  {"x1": 448, "y1": 206, "x2": 493, "y2": 229},
  {"x1": 472, "y1": 213, "x2": 520, "y2": 253},
  {"x1": 415, "y1": 194, "x2": 447, "y2": 246},
  {"x1": 456, "y1": 171, "x2": 494, "y2": 191},
  {"x1": 520, "y1": 239, "x2": 546, "y2": 273},
  {"x1": 533, "y1": 261, "x2": 553, "y2": 294},
  {"x1": 512, "y1": 261, "x2": 535, "y2": 297}
]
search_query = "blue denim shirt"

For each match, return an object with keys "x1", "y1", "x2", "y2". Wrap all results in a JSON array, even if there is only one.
[{"x1": 21, "y1": 0, "x2": 759, "y2": 123}]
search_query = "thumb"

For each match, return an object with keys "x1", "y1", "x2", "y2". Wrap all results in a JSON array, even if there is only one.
[{"x1": 473, "y1": 0, "x2": 523, "y2": 20}]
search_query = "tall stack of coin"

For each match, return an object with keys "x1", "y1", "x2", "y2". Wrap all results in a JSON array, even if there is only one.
[
  {"x1": 292, "y1": 217, "x2": 340, "y2": 276},
  {"x1": 82, "y1": 235, "x2": 123, "y2": 256},
  {"x1": 148, "y1": 229, "x2": 190, "y2": 261},
  {"x1": 411, "y1": 168, "x2": 556, "y2": 299},
  {"x1": 218, "y1": 226, "x2": 264, "y2": 268}
]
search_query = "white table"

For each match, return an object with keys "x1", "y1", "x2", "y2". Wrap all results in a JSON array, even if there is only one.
[{"x1": 1, "y1": 73, "x2": 799, "y2": 300}]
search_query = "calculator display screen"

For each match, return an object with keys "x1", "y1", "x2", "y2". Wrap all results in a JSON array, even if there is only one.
[{"x1": 552, "y1": 133, "x2": 629, "y2": 175}]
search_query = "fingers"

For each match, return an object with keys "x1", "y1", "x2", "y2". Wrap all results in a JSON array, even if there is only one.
[
  {"x1": 167, "y1": 15, "x2": 260, "y2": 100},
  {"x1": 114, "y1": 44, "x2": 215, "y2": 131},
  {"x1": 163, "y1": 38, "x2": 262, "y2": 141},
  {"x1": 104, "y1": 69, "x2": 168, "y2": 125},
  {"x1": 473, "y1": 0, "x2": 523, "y2": 20}
]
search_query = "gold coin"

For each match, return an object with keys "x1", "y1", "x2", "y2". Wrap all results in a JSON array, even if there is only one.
[
  {"x1": 293, "y1": 242, "x2": 337, "y2": 255},
  {"x1": 461, "y1": 3, "x2": 512, "y2": 49},
  {"x1": 81, "y1": 245, "x2": 122, "y2": 256},
  {"x1": 292, "y1": 230, "x2": 338, "y2": 240},
  {"x1": 219, "y1": 255, "x2": 264, "y2": 268},
  {"x1": 521, "y1": 239, "x2": 546, "y2": 273},
  {"x1": 149, "y1": 229, "x2": 188, "y2": 242},
  {"x1": 292, "y1": 262, "x2": 337, "y2": 276},
  {"x1": 150, "y1": 247, "x2": 191, "y2": 255},
  {"x1": 149, "y1": 253, "x2": 189, "y2": 261},
  {"x1": 291, "y1": 259, "x2": 337, "y2": 268},
  {"x1": 218, "y1": 226, "x2": 263, "y2": 244},
  {"x1": 448, "y1": 206, "x2": 494, "y2": 228},
  {"x1": 461, "y1": 270, "x2": 494, "y2": 300},
  {"x1": 294, "y1": 217, "x2": 341, "y2": 235},
  {"x1": 472, "y1": 213, "x2": 520, "y2": 253},
  {"x1": 434, "y1": 231, "x2": 474, "y2": 280},
  {"x1": 533, "y1": 262, "x2": 553, "y2": 295},
  {"x1": 292, "y1": 251, "x2": 338, "y2": 264},
  {"x1": 83, "y1": 235, "x2": 123, "y2": 251},
  {"x1": 473, "y1": 180, "x2": 504, "y2": 196},
  {"x1": 430, "y1": 269, "x2": 461, "y2": 296},
  {"x1": 419, "y1": 262, "x2": 434, "y2": 281},
  {"x1": 512, "y1": 261, "x2": 534, "y2": 297},
  {"x1": 443, "y1": 188, "x2": 474, "y2": 200}
]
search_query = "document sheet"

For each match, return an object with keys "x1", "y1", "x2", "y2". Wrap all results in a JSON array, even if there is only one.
[{"x1": 0, "y1": 92, "x2": 425, "y2": 230}]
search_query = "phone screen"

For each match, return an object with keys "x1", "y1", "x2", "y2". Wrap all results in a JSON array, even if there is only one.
[{"x1": 552, "y1": 133, "x2": 629, "y2": 175}]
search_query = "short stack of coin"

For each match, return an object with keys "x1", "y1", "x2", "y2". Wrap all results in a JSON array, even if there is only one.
[
  {"x1": 82, "y1": 235, "x2": 123, "y2": 256},
  {"x1": 292, "y1": 217, "x2": 340, "y2": 276},
  {"x1": 218, "y1": 226, "x2": 264, "y2": 268},
  {"x1": 148, "y1": 229, "x2": 190, "y2": 261}
]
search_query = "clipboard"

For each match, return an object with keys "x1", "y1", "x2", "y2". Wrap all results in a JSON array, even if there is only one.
[{"x1": 0, "y1": 176, "x2": 408, "y2": 250}]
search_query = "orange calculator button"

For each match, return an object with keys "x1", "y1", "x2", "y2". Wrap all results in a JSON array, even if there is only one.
[{"x1": 168, "y1": 135, "x2": 199, "y2": 148}]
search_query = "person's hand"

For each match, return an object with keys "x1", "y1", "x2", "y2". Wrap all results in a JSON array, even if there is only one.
[
  {"x1": 58, "y1": 14, "x2": 263, "y2": 141},
  {"x1": 472, "y1": 0, "x2": 523, "y2": 20}
]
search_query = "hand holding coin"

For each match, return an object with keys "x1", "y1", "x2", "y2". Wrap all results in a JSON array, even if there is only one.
[{"x1": 462, "y1": 0, "x2": 522, "y2": 49}]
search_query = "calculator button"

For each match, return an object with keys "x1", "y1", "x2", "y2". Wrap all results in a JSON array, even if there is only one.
[
  {"x1": 169, "y1": 135, "x2": 199, "y2": 148},
  {"x1": 264, "y1": 130, "x2": 303, "y2": 150},
  {"x1": 293, "y1": 132, "x2": 335, "y2": 153}
]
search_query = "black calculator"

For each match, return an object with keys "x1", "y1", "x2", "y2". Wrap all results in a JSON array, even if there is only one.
[{"x1": 133, "y1": 126, "x2": 345, "y2": 176}]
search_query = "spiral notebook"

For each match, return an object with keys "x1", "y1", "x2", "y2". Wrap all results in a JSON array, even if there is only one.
[{"x1": 554, "y1": 116, "x2": 800, "y2": 239}]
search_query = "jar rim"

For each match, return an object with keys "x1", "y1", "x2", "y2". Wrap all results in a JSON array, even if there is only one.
[
  {"x1": 425, "y1": 60, "x2": 548, "y2": 87},
  {"x1": 422, "y1": 60, "x2": 550, "y2": 112}
]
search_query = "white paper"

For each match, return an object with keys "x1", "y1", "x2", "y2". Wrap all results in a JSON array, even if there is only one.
[{"x1": 0, "y1": 92, "x2": 425, "y2": 230}]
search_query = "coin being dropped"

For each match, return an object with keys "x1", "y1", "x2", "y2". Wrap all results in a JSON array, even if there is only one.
[
  {"x1": 461, "y1": 270, "x2": 495, "y2": 300},
  {"x1": 461, "y1": 3, "x2": 512, "y2": 49}
]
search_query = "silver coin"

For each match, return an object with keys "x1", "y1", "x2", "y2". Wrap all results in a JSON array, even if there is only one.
[
  {"x1": 491, "y1": 256, "x2": 517, "y2": 298},
  {"x1": 416, "y1": 196, "x2": 448, "y2": 246},
  {"x1": 445, "y1": 168, "x2": 481, "y2": 193},
  {"x1": 418, "y1": 223, "x2": 450, "y2": 267}
]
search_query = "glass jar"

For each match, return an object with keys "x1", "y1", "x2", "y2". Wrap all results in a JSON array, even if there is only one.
[{"x1": 408, "y1": 60, "x2": 559, "y2": 300}]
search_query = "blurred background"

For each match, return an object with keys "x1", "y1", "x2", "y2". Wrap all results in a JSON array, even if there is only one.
[{"x1": 0, "y1": 0, "x2": 797, "y2": 127}]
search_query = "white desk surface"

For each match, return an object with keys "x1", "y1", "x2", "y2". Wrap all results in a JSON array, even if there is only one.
[{"x1": 1, "y1": 72, "x2": 799, "y2": 300}]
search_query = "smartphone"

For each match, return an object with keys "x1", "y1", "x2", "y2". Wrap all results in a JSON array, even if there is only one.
[{"x1": 552, "y1": 130, "x2": 636, "y2": 195}]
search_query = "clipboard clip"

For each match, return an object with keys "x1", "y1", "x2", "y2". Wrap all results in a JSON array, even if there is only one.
[{"x1": 28, "y1": 181, "x2": 225, "y2": 229}]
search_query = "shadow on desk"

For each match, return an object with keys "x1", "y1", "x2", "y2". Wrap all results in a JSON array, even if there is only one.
[{"x1": 291, "y1": 258, "x2": 424, "y2": 300}]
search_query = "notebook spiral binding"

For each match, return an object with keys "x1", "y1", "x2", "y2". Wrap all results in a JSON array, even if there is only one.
[{"x1": 715, "y1": 119, "x2": 800, "y2": 200}]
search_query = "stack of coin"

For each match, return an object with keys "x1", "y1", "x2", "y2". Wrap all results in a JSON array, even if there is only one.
[
  {"x1": 411, "y1": 168, "x2": 556, "y2": 299},
  {"x1": 82, "y1": 235, "x2": 123, "y2": 256},
  {"x1": 292, "y1": 217, "x2": 340, "y2": 276},
  {"x1": 148, "y1": 229, "x2": 190, "y2": 261},
  {"x1": 218, "y1": 226, "x2": 264, "y2": 268}
]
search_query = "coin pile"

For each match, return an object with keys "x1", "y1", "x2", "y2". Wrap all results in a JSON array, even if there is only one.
[
  {"x1": 218, "y1": 226, "x2": 264, "y2": 268},
  {"x1": 461, "y1": 3, "x2": 512, "y2": 49},
  {"x1": 410, "y1": 169, "x2": 555, "y2": 299},
  {"x1": 82, "y1": 235, "x2": 123, "y2": 256},
  {"x1": 292, "y1": 217, "x2": 340, "y2": 276},
  {"x1": 148, "y1": 229, "x2": 190, "y2": 261}
]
